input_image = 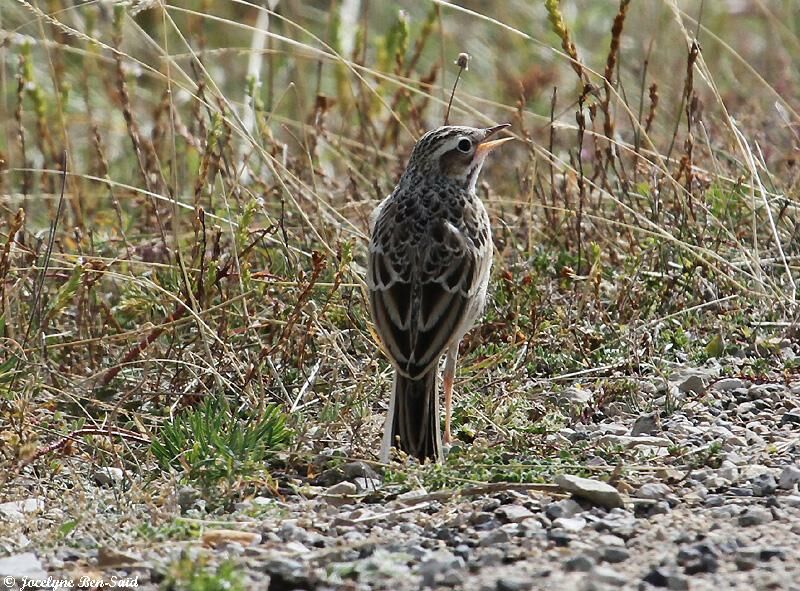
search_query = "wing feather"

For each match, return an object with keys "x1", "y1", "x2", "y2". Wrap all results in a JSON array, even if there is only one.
[{"x1": 368, "y1": 208, "x2": 489, "y2": 379}]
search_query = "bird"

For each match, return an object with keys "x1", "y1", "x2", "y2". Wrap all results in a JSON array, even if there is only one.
[{"x1": 367, "y1": 123, "x2": 512, "y2": 463}]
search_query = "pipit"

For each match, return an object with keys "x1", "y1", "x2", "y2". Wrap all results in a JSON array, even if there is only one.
[{"x1": 367, "y1": 124, "x2": 512, "y2": 462}]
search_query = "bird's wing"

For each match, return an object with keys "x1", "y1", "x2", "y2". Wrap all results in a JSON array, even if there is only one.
[{"x1": 368, "y1": 202, "x2": 489, "y2": 379}]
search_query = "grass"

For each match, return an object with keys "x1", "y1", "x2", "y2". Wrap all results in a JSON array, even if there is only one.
[{"x1": 1, "y1": 0, "x2": 799, "y2": 523}]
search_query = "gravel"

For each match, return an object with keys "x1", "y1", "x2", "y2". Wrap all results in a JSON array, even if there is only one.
[{"x1": 5, "y1": 365, "x2": 800, "y2": 590}]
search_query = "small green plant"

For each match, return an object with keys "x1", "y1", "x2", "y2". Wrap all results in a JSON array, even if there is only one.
[
  {"x1": 151, "y1": 395, "x2": 290, "y2": 494},
  {"x1": 136, "y1": 518, "x2": 201, "y2": 542},
  {"x1": 161, "y1": 554, "x2": 244, "y2": 591}
]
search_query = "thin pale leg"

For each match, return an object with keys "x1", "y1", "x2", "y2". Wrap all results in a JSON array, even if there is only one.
[
  {"x1": 380, "y1": 372, "x2": 398, "y2": 462},
  {"x1": 442, "y1": 342, "x2": 459, "y2": 445}
]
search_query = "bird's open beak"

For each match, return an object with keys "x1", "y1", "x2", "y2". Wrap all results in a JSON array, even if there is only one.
[{"x1": 476, "y1": 124, "x2": 513, "y2": 156}]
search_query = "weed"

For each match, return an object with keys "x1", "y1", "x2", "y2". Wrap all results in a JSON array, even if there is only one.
[
  {"x1": 150, "y1": 395, "x2": 289, "y2": 497},
  {"x1": 161, "y1": 554, "x2": 244, "y2": 591}
]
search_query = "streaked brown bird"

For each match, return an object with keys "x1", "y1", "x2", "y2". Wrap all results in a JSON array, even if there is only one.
[{"x1": 367, "y1": 124, "x2": 512, "y2": 462}]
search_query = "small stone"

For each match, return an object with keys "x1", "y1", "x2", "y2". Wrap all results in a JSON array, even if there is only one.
[
  {"x1": 441, "y1": 569, "x2": 465, "y2": 586},
  {"x1": 781, "y1": 411, "x2": 800, "y2": 426},
  {"x1": 564, "y1": 554, "x2": 595, "y2": 572},
  {"x1": 634, "y1": 483, "x2": 673, "y2": 501},
  {"x1": 717, "y1": 461, "x2": 739, "y2": 483},
  {"x1": 454, "y1": 544, "x2": 470, "y2": 560},
  {"x1": 495, "y1": 504, "x2": 535, "y2": 524},
  {"x1": 552, "y1": 517, "x2": 586, "y2": 532},
  {"x1": 545, "y1": 499, "x2": 583, "y2": 520},
  {"x1": 177, "y1": 486, "x2": 199, "y2": 513},
  {"x1": 96, "y1": 547, "x2": 142, "y2": 568},
  {"x1": 679, "y1": 374, "x2": 708, "y2": 395},
  {"x1": 597, "y1": 434, "x2": 672, "y2": 449},
  {"x1": 317, "y1": 460, "x2": 380, "y2": 486},
  {"x1": 782, "y1": 495, "x2": 800, "y2": 507},
  {"x1": 677, "y1": 544, "x2": 719, "y2": 574},
  {"x1": 601, "y1": 545, "x2": 629, "y2": 563},
  {"x1": 751, "y1": 473, "x2": 777, "y2": 497},
  {"x1": 547, "y1": 528, "x2": 573, "y2": 546},
  {"x1": 480, "y1": 529, "x2": 510, "y2": 546},
  {"x1": 713, "y1": 378, "x2": 747, "y2": 391},
  {"x1": 324, "y1": 481, "x2": 357, "y2": 502},
  {"x1": 593, "y1": 565, "x2": 628, "y2": 586},
  {"x1": 496, "y1": 576, "x2": 532, "y2": 591},
  {"x1": 519, "y1": 518, "x2": 543, "y2": 534},
  {"x1": 0, "y1": 498, "x2": 44, "y2": 521},
  {"x1": 419, "y1": 550, "x2": 464, "y2": 587},
  {"x1": 643, "y1": 567, "x2": 688, "y2": 590},
  {"x1": 562, "y1": 386, "x2": 593, "y2": 404},
  {"x1": 260, "y1": 557, "x2": 306, "y2": 583},
  {"x1": 738, "y1": 506, "x2": 772, "y2": 526},
  {"x1": 734, "y1": 549, "x2": 759, "y2": 571},
  {"x1": 93, "y1": 467, "x2": 125, "y2": 487},
  {"x1": 758, "y1": 547, "x2": 786, "y2": 561},
  {"x1": 478, "y1": 548, "x2": 505, "y2": 567},
  {"x1": 594, "y1": 509, "x2": 637, "y2": 539},
  {"x1": 470, "y1": 511, "x2": 496, "y2": 525},
  {"x1": 556, "y1": 474, "x2": 624, "y2": 509},
  {"x1": 631, "y1": 413, "x2": 660, "y2": 436},
  {"x1": 778, "y1": 465, "x2": 800, "y2": 490},
  {"x1": 729, "y1": 486, "x2": 754, "y2": 497},
  {"x1": 0, "y1": 553, "x2": 48, "y2": 579},
  {"x1": 596, "y1": 534, "x2": 625, "y2": 546}
]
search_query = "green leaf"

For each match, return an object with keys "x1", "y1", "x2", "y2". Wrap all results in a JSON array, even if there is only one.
[
  {"x1": 705, "y1": 333, "x2": 725, "y2": 358},
  {"x1": 44, "y1": 262, "x2": 83, "y2": 322},
  {"x1": 59, "y1": 520, "x2": 78, "y2": 537}
]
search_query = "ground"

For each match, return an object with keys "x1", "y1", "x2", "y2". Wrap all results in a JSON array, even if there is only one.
[
  {"x1": 1, "y1": 2, "x2": 800, "y2": 590},
  {"x1": 3, "y1": 361, "x2": 800, "y2": 590}
]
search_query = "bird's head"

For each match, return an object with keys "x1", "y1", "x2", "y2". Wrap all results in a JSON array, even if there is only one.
[{"x1": 404, "y1": 124, "x2": 513, "y2": 191}]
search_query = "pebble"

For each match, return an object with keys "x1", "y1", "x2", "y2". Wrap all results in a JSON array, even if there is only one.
[
  {"x1": 555, "y1": 474, "x2": 624, "y2": 509},
  {"x1": 564, "y1": 554, "x2": 595, "y2": 572},
  {"x1": 631, "y1": 413, "x2": 660, "y2": 436},
  {"x1": 780, "y1": 411, "x2": 800, "y2": 425},
  {"x1": 0, "y1": 498, "x2": 44, "y2": 521},
  {"x1": 592, "y1": 565, "x2": 628, "y2": 586},
  {"x1": 596, "y1": 434, "x2": 672, "y2": 449},
  {"x1": 642, "y1": 566, "x2": 689, "y2": 590},
  {"x1": 600, "y1": 545, "x2": 629, "y2": 563},
  {"x1": 419, "y1": 550, "x2": 463, "y2": 587},
  {"x1": 545, "y1": 499, "x2": 583, "y2": 520},
  {"x1": 93, "y1": 467, "x2": 125, "y2": 487},
  {"x1": 317, "y1": 461, "x2": 379, "y2": 486},
  {"x1": 778, "y1": 465, "x2": 800, "y2": 490},
  {"x1": 495, "y1": 504, "x2": 535, "y2": 524},
  {"x1": 177, "y1": 486, "x2": 199, "y2": 512},
  {"x1": 717, "y1": 460, "x2": 739, "y2": 482},
  {"x1": 0, "y1": 553, "x2": 48, "y2": 579},
  {"x1": 552, "y1": 516, "x2": 586, "y2": 532},
  {"x1": 677, "y1": 544, "x2": 719, "y2": 574},
  {"x1": 479, "y1": 529, "x2": 510, "y2": 547},
  {"x1": 634, "y1": 482, "x2": 673, "y2": 501},
  {"x1": 738, "y1": 506, "x2": 773, "y2": 526},
  {"x1": 714, "y1": 378, "x2": 747, "y2": 391},
  {"x1": 323, "y1": 481, "x2": 357, "y2": 505},
  {"x1": 751, "y1": 473, "x2": 778, "y2": 497},
  {"x1": 495, "y1": 576, "x2": 532, "y2": 591},
  {"x1": 678, "y1": 374, "x2": 708, "y2": 394}
]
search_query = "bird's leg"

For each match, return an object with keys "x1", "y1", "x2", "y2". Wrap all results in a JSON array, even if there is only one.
[{"x1": 443, "y1": 342, "x2": 459, "y2": 445}]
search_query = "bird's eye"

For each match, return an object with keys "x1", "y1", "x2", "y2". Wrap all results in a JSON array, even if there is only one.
[{"x1": 457, "y1": 138, "x2": 472, "y2": 153}]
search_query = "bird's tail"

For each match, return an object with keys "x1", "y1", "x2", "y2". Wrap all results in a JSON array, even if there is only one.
[{"x1": 380, "y1": 369, "x2": 441, "y2": 463}]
